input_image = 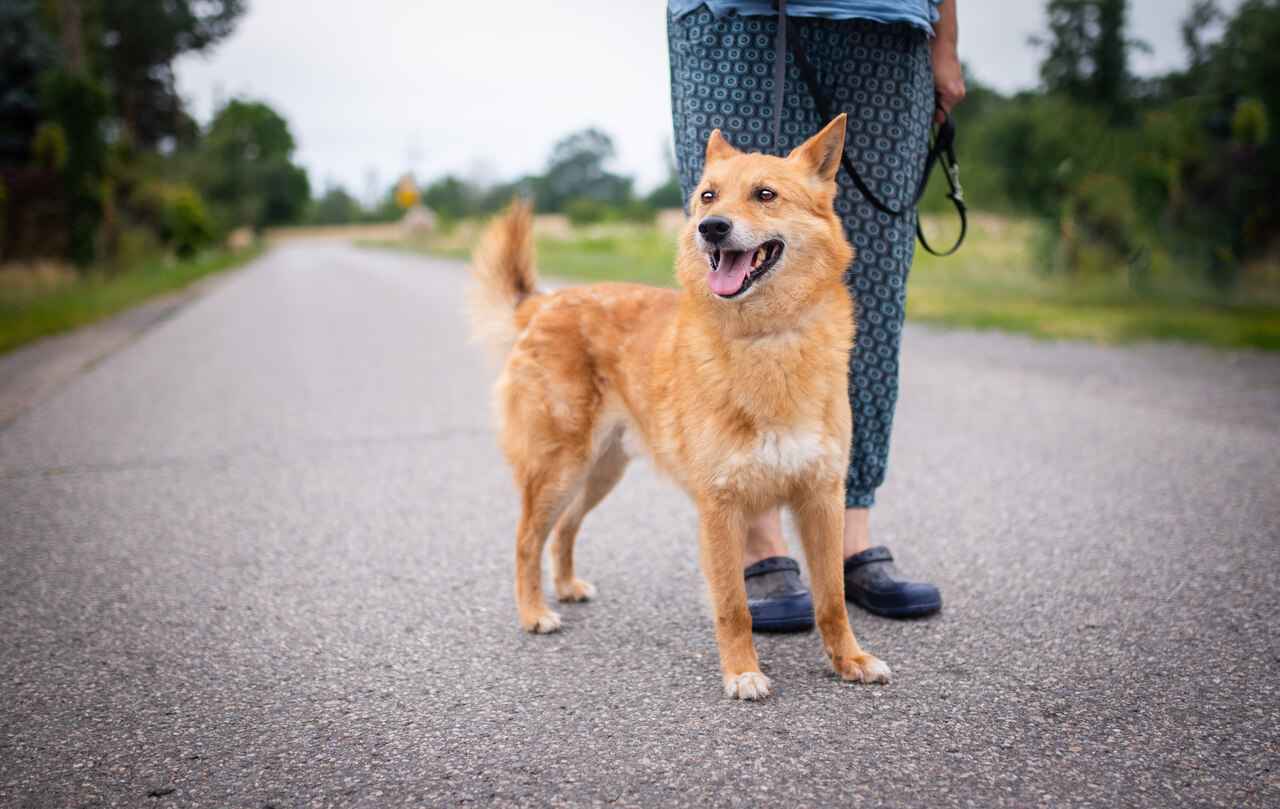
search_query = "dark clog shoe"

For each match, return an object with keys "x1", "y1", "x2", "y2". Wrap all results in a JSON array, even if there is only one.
[
  {"x1": 745, "y1": 556, "x2": 815, "y2": 633},
  {"x1": 843, "y1": 546, "x2": 942, "y2": 618}
]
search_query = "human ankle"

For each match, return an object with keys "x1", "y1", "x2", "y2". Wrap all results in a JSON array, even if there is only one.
[
  {"x1": 842, "y1": 507, "x2": 871, "y2": 559},
  {"x1": 744, "y1": 510, "x2": 788, "y2": 568}
]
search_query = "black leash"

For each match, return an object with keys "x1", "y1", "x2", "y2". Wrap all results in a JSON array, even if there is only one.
[{"x1": 771, "y1": 3, "x2": 967, "y2": 256}]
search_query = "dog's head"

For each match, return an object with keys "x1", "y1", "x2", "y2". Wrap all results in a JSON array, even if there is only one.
[{"x1": 677, "y1": 115, "x2": 854, "y2": 323}]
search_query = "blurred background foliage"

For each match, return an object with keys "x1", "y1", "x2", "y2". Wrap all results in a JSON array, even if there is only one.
[
  {"x1": 0, "y1": 0, "x2": 307, "y2": 269},
  {"x1": 921, "y1": 0, "x2": 1280, "y2": 296},
  {"x1": 1, "y1": 0, "x2": 1278, "y2": 349},
  {"x1": 411, "y1": 0, "x2": 1280, "y2": 307}
]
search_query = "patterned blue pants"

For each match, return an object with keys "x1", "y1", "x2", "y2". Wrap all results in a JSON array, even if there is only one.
[{"x1": 667, "y1": 7, "x2": 933, "y2": 508}]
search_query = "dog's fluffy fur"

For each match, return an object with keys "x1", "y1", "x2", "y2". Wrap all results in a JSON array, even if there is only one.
[{"x1": 470, "y1": 115, "x2": 890, "y2": 699}]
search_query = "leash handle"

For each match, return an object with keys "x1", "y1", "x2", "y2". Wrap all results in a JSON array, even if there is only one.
[{"x1": 916, "y1": 110, "x2": 967, "y2": 257}]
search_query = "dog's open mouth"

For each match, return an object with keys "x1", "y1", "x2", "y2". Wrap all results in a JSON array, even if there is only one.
[{"x1": 706, "y1": 240, "x2": 784, "y2": 299}]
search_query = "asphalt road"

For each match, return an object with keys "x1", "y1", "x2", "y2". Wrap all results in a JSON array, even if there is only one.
[{"x1": 2, "y1": 243, "x2": 1278, "y2": 808}]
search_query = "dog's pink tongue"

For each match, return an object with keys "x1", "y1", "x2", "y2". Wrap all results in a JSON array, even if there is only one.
[{"x1": 708, "y1": 250, "x2": 752, "y2": 296}]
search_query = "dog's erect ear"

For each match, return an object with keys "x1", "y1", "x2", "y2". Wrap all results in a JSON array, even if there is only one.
[
  {"x1": 787, "y1": 114, "x2": 847, "y2": 183},
  {"x1": 705, "y1": 129, "x2": 740, "y2": 165}
]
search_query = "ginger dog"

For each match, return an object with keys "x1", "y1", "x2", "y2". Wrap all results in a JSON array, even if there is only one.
[{"x1": 470, "y1": 114, "x2": 890, "y2": 699}]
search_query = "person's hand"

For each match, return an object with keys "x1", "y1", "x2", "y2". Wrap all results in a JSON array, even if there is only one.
[{"x1": 932, "y1": 42, "x2": 965, "y2": 124}]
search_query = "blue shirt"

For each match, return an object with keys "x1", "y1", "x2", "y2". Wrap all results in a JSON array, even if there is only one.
[{"x1": 668, "y1": 0, "x2": 941, "y2": 34}]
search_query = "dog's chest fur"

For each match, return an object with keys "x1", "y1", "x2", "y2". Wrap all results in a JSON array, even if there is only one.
[{"x1": 707, "y1": 424, "x2": 844, "y2": 490}]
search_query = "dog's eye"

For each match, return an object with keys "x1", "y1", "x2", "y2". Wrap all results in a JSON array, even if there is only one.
[
  {"x1": 756, "y1": 188, "x2": 776, "y2": 202},
  {"x1": 700, "y1": 190, "x2": 716, "y2": 204}
]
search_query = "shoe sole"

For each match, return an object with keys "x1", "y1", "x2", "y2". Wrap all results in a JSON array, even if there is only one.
[{"x1": 848, "y1": 593, "x2": 942, "y2": 619}]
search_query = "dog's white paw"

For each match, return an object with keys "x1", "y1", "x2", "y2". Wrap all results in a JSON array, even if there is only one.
[
  {"x1": 835, "y1": 653, "x2": 891, "y2": 684},
  {"x1": 724, "y1": 671, "x2": 772, "y2": 700},
  {"x1": 521, "y1": 611, "x2": 562, "y2": 634},
  {"x1": 861, "y1": 657, "x2": 892, "y2": 684},
  {"x1": 555, "y1": 578, "x2": 597, "y2": 603}
]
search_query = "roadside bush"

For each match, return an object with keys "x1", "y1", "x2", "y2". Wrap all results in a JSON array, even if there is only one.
[
  {"x1": 564, "y1": 197, "x2": 658, "y2": 226},
  {"x1": 1232, "y1": 98, "x2": 1269, "y2": 147},
  {"x1": 161, "y1": 185, "x2": 214, "y2": 257},
  {"x1": 306, "y1": 186, "x2": 363, "y2": 226},
  {"x1": 984, "y1": 96, "x2": 1128, "y2": 219},
  {"x1": 565, "y1": 197, "x2": 608, "y2": 226},
  {"x1": 30, "y1": 122, "x2": 68, "y2": 171},
  {"x1": 645, "y1": 177, "x2": 684, "y2": 210},
  {"x1": 113, "y1": 225, "x2": 160, "y2": 271},
  {"x1": 1059, "y1": 173, "x2": 1141, "y2": 276},
  {"x1": 613, "y1": 200, "x2": 657, "y2": 224},
  {"x1": 130, "y1": 181, "x2": 215, "y2": 258}
]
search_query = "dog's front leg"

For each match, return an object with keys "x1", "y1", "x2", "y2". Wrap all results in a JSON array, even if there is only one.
[
  {"x1": 697, "y1": 502, "x2": 770, "y2": 700},
  {"x1": 792, "y1": 482, "x2": 891, "y2": 685}
]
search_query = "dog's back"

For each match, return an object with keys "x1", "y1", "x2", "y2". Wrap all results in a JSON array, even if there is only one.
[{"x1": 469, "y1": 202, "x2": 676, "y2": 366}]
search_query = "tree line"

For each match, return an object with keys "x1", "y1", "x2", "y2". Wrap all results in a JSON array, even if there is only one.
[
  {"x1": 3, "y1": 0, "x2": 1275, "y2": 293},
  {"x1": 306, "y1": 128, "x2": 684, "y2": 229},
  {"x1": 0, "y1": 0, "x2": 309, "y2": 267},
  {"x1": 339, "y1": 0, "x2": 1280, "y2": 292},
  {"x1": 930, "y1": 0, "x2": 1277, "y2": 289}
]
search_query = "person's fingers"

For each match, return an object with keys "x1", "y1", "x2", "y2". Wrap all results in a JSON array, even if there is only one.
[
  {"x1": 934, "y1": 81, "x2": 966, "y2": 122},
  {"x1": 934, "y1": 91, "x2": 953, "y2": 124}
]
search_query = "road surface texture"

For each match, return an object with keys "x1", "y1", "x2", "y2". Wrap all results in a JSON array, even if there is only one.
[{"x1": 3, "y1": 243, "x2": 1278, "y2": 808}]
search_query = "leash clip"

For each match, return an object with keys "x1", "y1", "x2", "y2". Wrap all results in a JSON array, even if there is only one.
[{"x1": 945, "y1": 160, "x2": 964, "y2": 205}]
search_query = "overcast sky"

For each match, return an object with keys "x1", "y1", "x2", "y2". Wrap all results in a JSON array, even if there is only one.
[{"x1": 174, "y1": 1, "x2": 1237, "y2": 201}]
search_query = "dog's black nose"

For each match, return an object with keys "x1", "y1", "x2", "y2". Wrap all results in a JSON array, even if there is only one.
[{"x1": 698, "y1": 216, "x2": 732, "y2": 243}]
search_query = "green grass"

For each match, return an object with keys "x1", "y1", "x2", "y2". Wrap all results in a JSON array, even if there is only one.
[
  {"x1": 907, "y1": 217, "x2": 1280, "y2": 350},
  {"x1": 0, "y1": 247, "x2": 261, "y2": 356},
  {"x1": 381, "y1": 215, "x2": 1280, "y2": 351},
  {"x1": 536, "y1": 227, "x2": 677, "y2": 288}
]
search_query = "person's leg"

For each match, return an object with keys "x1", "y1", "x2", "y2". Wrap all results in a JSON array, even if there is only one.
[
  {"x1": 744, "y1": 511, "x2": 787, "y2": 567},
  {"x1": 822, "y1": 20, "x2": 932, "y2": 515},
  {"x1": 843, "y1": 507, "x2": 871, "y2": 557},
  {"x1": 668, "y1": 11, "x2": 940, "y2": 622},
  {"x1": 799, "y1": 19, "x2": 941, "y2": 617}
]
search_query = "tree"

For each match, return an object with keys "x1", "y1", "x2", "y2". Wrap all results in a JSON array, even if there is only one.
[
  {"x1": 0, "y1": 0, "x2": 57, "y2": 166},
  {"x1": 1031, "y1": 0, "x2": 1147, "y2": 119},
  {"x1": 1181, "y1": 1, "x2": 1224, "y2": 73},
  {"x1": 537, "y1": 128, "x2": 633, "y2": 212},
  {"x1": 198, "y1": 99, "x2": 310, "y2": 230},
  {"x1": 645, "y1": 176, "x2": 683, "y2": 210},
  {"x1": 98, "y1": 0, "x2": 245, "y2": 147},
  {"x1": 1194, "y1": 0, "x2": 1280, "y2": 267},
  {"x1": 422, "y1": 175, "x2": 477, "y2": 220},
  {"x1": 1091, "y1": 0, "x2": 1128, "y2": 110},
  {"x1": 1033, "y1": 0, "x2": 1093, "y2": 101},
  {"x1": 42, "y1": 70, "x2": 108, "y2": 265},
  {"x1": 646, "y1": 140, "x2": 684, "y2": 209},
  {"x1": 308, "y1": 185, "x2": 364, "y2": 225},
  {"x1": 1208, "y1": 0, "x2": 1280, "y2": 129}
]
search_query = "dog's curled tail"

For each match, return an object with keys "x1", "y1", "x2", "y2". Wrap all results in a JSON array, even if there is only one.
[{"x1": 468, "y1": 198, "x2": 539, "y2": 357}]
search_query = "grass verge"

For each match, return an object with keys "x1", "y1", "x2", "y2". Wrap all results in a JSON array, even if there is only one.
[
  {"x1": 908, "y1": 217, "x2": 1280, "y2": 350},
  {"x1": 376, "y1": 214, "x2": 1280, "y2": 351},
  {"x1": 0, "y1": 246, "x2": 262, "y2": 356}
]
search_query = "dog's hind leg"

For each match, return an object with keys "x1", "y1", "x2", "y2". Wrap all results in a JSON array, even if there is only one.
[
  {"x1": 514, "y1": 458, "x2": 585, "y2": 634},
  {"x1": 551, "y1": 438, "x2": 628, "y2": 603},
  {"x1": 792, "y1": 483, "x2": 891, "y2": 685}
]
